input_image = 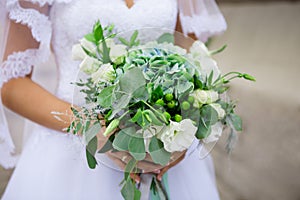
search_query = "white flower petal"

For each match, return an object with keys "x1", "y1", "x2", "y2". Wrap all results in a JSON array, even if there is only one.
[
  {"x1": 80, "y1": 56, "x2": 101, "y2": 74},
  {"x1": 72, "y1": 44, "x2": 86, "y2": 60},
  {"x1": 80, "y1": 38, "x2": 97, "y2": 54},
  {"x1": 160, "y1": 119, "x2": 197, "y2": 153}
]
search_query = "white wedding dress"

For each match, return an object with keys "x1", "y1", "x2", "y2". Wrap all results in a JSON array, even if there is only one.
[{"x1": 0, "y1": 0, "x2": 227, "y2": 199}]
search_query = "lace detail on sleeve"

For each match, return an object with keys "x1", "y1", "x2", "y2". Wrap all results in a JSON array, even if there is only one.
[
  {"x1": 178, "y1": 0, "x2": 227, "y2": 42},
  {"x1": 0, "y1": 0, "x2": 52, "y2": 87}
]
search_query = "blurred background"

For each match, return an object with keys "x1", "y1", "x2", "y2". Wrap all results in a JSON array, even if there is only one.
[{"x1": 1, "y1": 0, "x2": 300, "y2": 199}]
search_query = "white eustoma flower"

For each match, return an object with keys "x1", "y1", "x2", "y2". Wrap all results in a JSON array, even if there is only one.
[
  {"x1": 188, "y1": 40, "x2": 220, "y2": 82},
  {"x1": 72, "y1": 44, "x2": 86, "y2": 60},
  {"x1": 202, "y1": 122, "x2": 223, "y2": 143},
  {"x1": 79, "y1": 56, "x2": 101, "y2": 74},
  {"x1": 159, "y1": 119, "x2": 197, "y2": 153},
  {"x1": 80, "y1": 38, "x2": 97, "y2": 54},
  {"x1": 91, "y1": 63, "x2": 116, "y2": 84},
  {"x1": 210, "y1": 103, "x2": 226, "y2": 119},
  {"x1": 189, "y1": 40, "x2": 210, "y2": 57}
]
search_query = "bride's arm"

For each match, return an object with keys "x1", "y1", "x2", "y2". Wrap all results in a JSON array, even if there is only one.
[{"x1": 1, "y1": 4, "x2": 72, "y2": 132}]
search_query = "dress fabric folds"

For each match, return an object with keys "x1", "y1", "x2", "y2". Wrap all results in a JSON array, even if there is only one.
[{"x1": 0, "y1": 0, "x2": 226, "y2": 199}]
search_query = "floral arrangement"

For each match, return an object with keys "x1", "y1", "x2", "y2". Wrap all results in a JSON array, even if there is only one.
[{"x1": 68, "y1": 21, "x2": 255, "y2": 200}]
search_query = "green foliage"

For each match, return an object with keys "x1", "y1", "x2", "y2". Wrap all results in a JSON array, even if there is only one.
[
  {"x1": 86, "y1": 136, "x2": 98, "y2": 169},
  {"x1": 84, "y1": 123, "x2": 101, "y2": 144},
  {"x1": 157, "y1": 33, "x2": 174, "y2": 44},
  {"x1": 98, "y1": 134, "x2": 115, "y2": 153},
  {"x1": 128, "y1": 137, "x2": 146, "y2": 160},
  {"x1": 149, "y1": 137, "x2": 171, "y2": 166},
  {"x1": 112, "y1": 127, "x2": 135, "y2": 151},
  {"x1": 97, "y1": 85, "x2": 116, "y2": 108}
]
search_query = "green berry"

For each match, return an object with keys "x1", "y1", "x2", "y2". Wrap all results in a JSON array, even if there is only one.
[
  {"x1": 188, "y1": 96, "x2": 194, "y2": 103},
  {"x1": 155, "y1": 99, "x2": 165, "y2": 106},
  {"x1": 165, "y1": 93, "x2": 174, "y2": 102},
  {"x1": 181, "y1": 101, "x2": 190, "y2": 110},
  {"x1": 163, "y1": 112, "x2": 171, "y2": 121},
  {"x1": 174, "y1": 114, "x2": 182, "y2": 122},
  {"x1": 167, "y1": 100, "x2": 176, "y2": 109}
]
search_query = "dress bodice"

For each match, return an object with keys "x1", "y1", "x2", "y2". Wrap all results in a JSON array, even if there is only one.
[{"x1": 50, "y1": 0, "x2": 178, "y2": 102}]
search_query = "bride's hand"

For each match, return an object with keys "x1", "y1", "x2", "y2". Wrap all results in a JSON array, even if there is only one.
[{"x1": 96, "y1": 122, "x2": 186, "y2": 183}]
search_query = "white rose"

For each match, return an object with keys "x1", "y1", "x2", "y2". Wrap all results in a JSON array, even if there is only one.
[
  {"x1": 110, "y1": 44, "x2": 127, "y2": 63},
  {"x1": 210, "y1": 103, "x2": 226, "y2": 119},
  {"x1": 202, "y1": 122, "x2": 223, "y2": 143},
  {"x1": 159, "y1": 119, "x2": 197, "y2": 153},
  {"x1": 80, "y1": 38, "x2": 97, "y2": 54},
  {"x1": 206, "y1": 90, "x2": 219, "y2": 104},
  {"x1": 79, "y1": 56, "x2": 101, "y2": 74},
  {"x1": 72, "y1": 44, "x2": 86, "y2": 60},
  {"x1": 191, "y1": 89, "x2": 207, "y2": 108},
  {"x1": 92, "y1": 63, "x2": 116, "y2": 84}
]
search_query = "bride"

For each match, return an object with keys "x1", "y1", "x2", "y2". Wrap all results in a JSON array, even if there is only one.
[{"x1": 0, "y1": 0, "x2": 227, "y2": 199}]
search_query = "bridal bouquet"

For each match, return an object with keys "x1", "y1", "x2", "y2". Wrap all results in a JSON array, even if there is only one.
[{"x1": 68, "y1": 21, "x2": 255, "y2": 200}]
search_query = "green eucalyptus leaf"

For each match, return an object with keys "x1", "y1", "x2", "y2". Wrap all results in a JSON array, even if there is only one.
[
  {"x1": 201, "y1": 105, "x2": 218, "y2": 125},
  {"x1": 98, "y1": 134, "x2": 115, "y2": 153},
  {"x1": 229, "y1": 113, "x2": 243, "y2": 131},
  {"x1": 119, "y1": 67, "x2": 146, "y2": 94},
  {"x1": 86, "y1": 136, "x2": 98, "y2": 169},
  {"x1": 86, "y1": 148, "x2": 97, "y2": 169},
  {"x1": 157, "y1": 33, "x2": 174, "y2": 44},
  {"x1": 195, "y1": 118, "x2": 212, "y2": 139},
  {"x1": 149, "y1": 137, "x2": 171, "y2": 166},
  {"x1": 124, "y1": 158, "x2": 137, "y2": 180},
  {"x1": 121, "y1": 179, "x2": 135, "y2": 200},
  {"x1": 134, "y1": 188, "x2": 141, "y2": 200},
  {"x1": 97, "y1": 85, "x2": 115, "y2": 108},
  {"x1": 128, "y1": 137, "x2": 146, "y2": 161},
  {"x1": 84, "y1": 123, "x2": 101, "y2": 144},
  {"x1": 109, "y1": 93, "x2": 131, "y2": 120},
  {"x1": 112, "y1": 128, "x2": 132, "y2": 151}
]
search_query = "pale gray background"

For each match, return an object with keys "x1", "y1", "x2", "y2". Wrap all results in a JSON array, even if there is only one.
[{"x1": 1, "y1": 1, "x2": 300, "y2": 199}]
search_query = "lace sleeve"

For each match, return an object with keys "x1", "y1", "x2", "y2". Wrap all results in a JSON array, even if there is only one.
[
  {"x1": 178, "y1": 0, "x2": 227, "y2": 42},
  {"x1": 0, "y1": 0, "x2": 53, "y2": 169},
  {"x1": 0, "y1": 0, "x2": 52, "y2": 86}
]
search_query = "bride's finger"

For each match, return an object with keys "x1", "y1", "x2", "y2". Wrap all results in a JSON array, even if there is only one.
[
  {"x1": 130, "y1": 173, "x2": 141, "y2": 184},
  {"x1": 137, "y1": 161, "x2": 162, "y2": 173},
  {"x1": 106, "y1": 153, "x2": 127, "y2": 170}
]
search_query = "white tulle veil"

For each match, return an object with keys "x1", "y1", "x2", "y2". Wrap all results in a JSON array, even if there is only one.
[{"x1": 0, "y1": 0, "x2": 19, "y2": 169}]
